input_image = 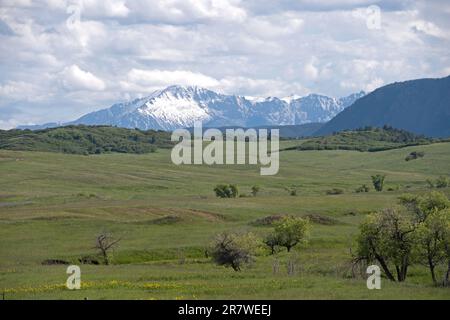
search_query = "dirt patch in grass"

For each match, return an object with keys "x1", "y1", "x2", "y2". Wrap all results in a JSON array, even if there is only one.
[
  {"x1": 127, "y1": 208, "x2": 227, "y2": 225},
  {"x1": 304, "y1": 214, "x2": 341, "y2": 225},
  {"x1": 29, "y1": 215, "x2": 81, "y2": 221},
  {"x1": 186, "y1": 209, "x2": 227, "y2": 222},
  {"x1": 343, "y1": 210, "x2": 372, "y2": 216},
  {"x1": 0, "y1": 201, "x2": 33, "y2": 208},
  {"x1": 250, "y1": 214, "x2": 284, "y2": 226},
  {"x1": 325, "y1": 188, "x2": 344, "y2": 195},
  {"x1": 150, "y1": 215, "x2": 183, "y2": 225}
]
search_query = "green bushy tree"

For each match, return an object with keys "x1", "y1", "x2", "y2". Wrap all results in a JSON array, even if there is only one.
[
  {"x1": 272, "y1": 216, "x2": 310, "y2": 252},
  {"x1": 356, "y1": 208, "x2": 414, "y2": 282},
  {"x1": 356, "y1": 191, "x2": 450, "y2": 285},
  {"x1": 414, "y1": 209, "x2": 450, "y2": 285}
]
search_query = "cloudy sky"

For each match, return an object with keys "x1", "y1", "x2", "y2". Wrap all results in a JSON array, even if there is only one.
[{"x1": 0, "y1": 0, "x2": 449, "y2": 128}]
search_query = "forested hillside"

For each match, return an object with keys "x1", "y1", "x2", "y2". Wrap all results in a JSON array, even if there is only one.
[{"x1": 0, "y1": 125, "x2": 173, "y2": 155}]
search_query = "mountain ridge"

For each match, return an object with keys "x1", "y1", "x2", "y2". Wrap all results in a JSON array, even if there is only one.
[
  {"x1": 316, "y1": 75, "x2": 450, "y2": 138},
  {"x1": 18, "y1": 86, "x2": 365, "y2": 131}
]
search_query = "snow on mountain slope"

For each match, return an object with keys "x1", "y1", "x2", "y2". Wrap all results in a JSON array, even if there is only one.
[
  {"x1": 136, "y1": 87, "x2": 212, "y2": 129},
  {"x1": 72, "y1": 96, "x2": 150, "y2": 126},
  {"x1": 247, "y1": 97, "x2": 294, "y2": 126},
  {"x1": 290, "y1": 91, "x2": 365, "y2": 124},
  {"x1": 19, "y1": 86, "x2": 365, "y2": 131}
]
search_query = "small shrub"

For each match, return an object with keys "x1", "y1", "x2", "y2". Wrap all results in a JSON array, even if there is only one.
[
  {"x1": 355, "y1": 184, "x2": 370, "y2": 193},
  {"x1": 387, "y1": 185, "x2": 399, "y2": 192},
  {"x1": 371, "y1": 174, "x2": 386, "y2": 192},
  {"x1": 283, "y1": 187, "x2": 297, "y2": 196},
  {"x1": 251, "y1": 185, "x2": 260, "y2": 197},
  {"x1": 214, "y1": 184, "x2": 230, "y2": 198},
  {"x1": 239, "y1": 193, "x2": 251, "y2": 198},
  {"x1": 426, "y1": 179, "x2": 435, "y2": 188},
  {"x1": 229, "y1": 184, "x2": 239, "y2": 198},
  {"x1": 284, "y1": 186, "x2": 297, "y2": 196},
  {"x1": 426, "y1": 176, "x2": 449, "y2": 189},
  {"x1": 214, "y1": 184, "x2": 239, "y2": 198},
  {"x1": 326, "y1": 188, "x2": 344, "y2": 195},
  {"x1": 436, "y1": 176, "x2": 449, "y2": 188},
  {"x1": 405, "y1": 151, "x2": 425, "y2": 161}
]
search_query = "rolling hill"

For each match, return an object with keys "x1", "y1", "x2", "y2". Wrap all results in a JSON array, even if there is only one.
[{"x1": 284, "y1": 126, "x2": 434, "y2": 152}]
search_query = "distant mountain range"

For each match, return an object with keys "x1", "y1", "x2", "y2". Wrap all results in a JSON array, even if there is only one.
[
  {"x1": 317, "y1": 76, "x2": 450, "y2": 138},
  {"x1": 17, "y1": 76, "x2": 450, "y2": 138},
  {"x1": 18, "y1": 86, "x2": 364, "y2": 131}
]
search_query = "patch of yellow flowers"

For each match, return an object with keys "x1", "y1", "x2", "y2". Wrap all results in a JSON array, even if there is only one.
[
  {"x1": 3, "y1": 283, "x2": 66, "y2": 294},
  {"x1": 2, "y1": 280, "x2": 182, "y2": 294}
]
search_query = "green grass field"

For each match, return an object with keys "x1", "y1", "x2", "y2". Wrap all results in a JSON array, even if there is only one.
[{"x1": 1, "y1": 141, "x2": 450, "y2": 299}]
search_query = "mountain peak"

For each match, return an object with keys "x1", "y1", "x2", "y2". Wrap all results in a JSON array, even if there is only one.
[
  {"x1": 163, "y1": 84, "x2": 195, "y2": 92},
  {"x1": 162, "y1": 84, "x2": 210, "y2": 94}
]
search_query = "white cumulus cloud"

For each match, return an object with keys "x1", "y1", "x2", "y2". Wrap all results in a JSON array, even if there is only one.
[
  {"x1": 61, "y1": 65, "x2": 106, "y2": 91},
  {"x1": 120, "y1": 69, "x2": 220, "y2": 93}
]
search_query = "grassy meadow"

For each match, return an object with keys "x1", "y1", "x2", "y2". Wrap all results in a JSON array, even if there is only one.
[{"x1": 1, "y1": 140, "x2": 450, "y2": 299}]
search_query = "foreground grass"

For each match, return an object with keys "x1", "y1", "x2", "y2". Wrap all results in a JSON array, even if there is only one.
[
  {"x1": 2, "y1": 263, "x2": 449, "y2": 300},
  {"x1": 0, "y1": 142, "x2": 449, "y2": 299}
]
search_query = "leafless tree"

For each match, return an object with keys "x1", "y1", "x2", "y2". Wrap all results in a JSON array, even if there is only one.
[
  {"x1": 95, "y1": 233, "x2": 121, "y2": 265},
  {"x1": 211, "y1": 232, "x2": 253, "y2": 271}
]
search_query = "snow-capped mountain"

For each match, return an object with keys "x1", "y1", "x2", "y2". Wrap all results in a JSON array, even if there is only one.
[{"x1": 19, "y1": 86, "x2": 365, "y2": 131}]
